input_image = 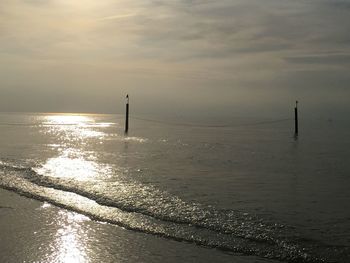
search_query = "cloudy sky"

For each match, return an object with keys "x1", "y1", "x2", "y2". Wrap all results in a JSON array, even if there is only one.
[{"x1": 0, "y1": 0, "x2": 349, "y2": 117}]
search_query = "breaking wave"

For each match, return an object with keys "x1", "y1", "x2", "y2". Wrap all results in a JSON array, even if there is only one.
[{"x1": 0, "y1": 163, "x2": 347, "y2": 263}]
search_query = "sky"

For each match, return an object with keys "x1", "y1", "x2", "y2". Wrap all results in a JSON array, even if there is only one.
[{"x1": 0, "y1": 0, "x2": 350, "y2": 118}]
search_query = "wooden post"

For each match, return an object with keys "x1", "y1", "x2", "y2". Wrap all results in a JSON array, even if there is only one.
[
  {"x1": 294, "y1": 100, "x2": 298, "y2": 136},
  {"x1": 125, "y1": 94, "x2": 129, "y2": 134}
]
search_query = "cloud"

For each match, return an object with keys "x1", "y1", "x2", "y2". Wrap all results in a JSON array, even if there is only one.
[
  {"x1": 285, "y1": 54, "x2": 350, "y2": 65},
  {"x1": 96, "y1": 13, "x2": 137, "y2": 21},
  {"x1": 0, "y1": 0, "x2": 349, "y2": 115}
]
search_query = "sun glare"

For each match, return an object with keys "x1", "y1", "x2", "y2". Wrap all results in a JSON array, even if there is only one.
[
  {"x1": 54, "y1": 211, "x2": 89, "y2": 263},
  {"x1": 36, "y1": 152, "x2": 112, "y2": 180},
  {"x1": 45, "y1": 115, "x2": 93, "y2": 125}
]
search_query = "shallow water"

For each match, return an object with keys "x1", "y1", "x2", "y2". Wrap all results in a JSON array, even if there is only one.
[
  {"x1": 0, "y1": 112, "x2": 349, "y2": 262},
  {"x1": 1, "y1": 189, "x2": 274, "y2": 263}
]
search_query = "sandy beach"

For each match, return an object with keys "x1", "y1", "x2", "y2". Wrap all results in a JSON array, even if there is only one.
[{"x1": 0, "y1": 189, "x2": 276, "y2": 263}]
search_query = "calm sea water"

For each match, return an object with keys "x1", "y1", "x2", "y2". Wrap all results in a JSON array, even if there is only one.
[{"x1": 0, "y1": 112, "x2": 349, "y2": 262}]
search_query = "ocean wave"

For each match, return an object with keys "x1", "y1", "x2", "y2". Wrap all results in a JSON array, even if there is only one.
[{"x1": 0, "y1": 163, "x2": 344, "y2": 263}]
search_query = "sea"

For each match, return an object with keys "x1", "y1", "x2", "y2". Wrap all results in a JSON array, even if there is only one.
[{"x1": 0, "y1": 112, "x2": 349, "y2": 263}]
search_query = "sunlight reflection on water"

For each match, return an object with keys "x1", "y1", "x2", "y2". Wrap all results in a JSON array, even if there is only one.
[
  {"x1": 35, "y1": 148, "x2": 113, "y2": 180},
  {"x1": 52, "y1": 211, "x2": 90, "y2": 263},
  {"x1": 36, "y1": 154, "x2": 111, "y2": 180},
  {"x1": 45, "y1": 115, "x2": 92, "y2": 125},
  {"x1": 35, "y1": 114, "x2": 114, "y2": 180},
  {"x1": 42, "y1": 115, "x2": 109, "y2": 141}
]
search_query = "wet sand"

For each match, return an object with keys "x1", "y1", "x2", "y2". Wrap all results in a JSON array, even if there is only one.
[{"x1": 0, "y1": 189, "x2": 277, "y2": 263}]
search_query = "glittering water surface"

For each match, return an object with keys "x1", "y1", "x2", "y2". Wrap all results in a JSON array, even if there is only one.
[{"x1": 0, "y1": 112, "x2": 349, "y2": 262}]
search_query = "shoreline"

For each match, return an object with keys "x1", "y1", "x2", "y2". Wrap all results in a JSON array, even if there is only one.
[{"x1": 0, "y1": 188, "x2": 277, "y2": 263}]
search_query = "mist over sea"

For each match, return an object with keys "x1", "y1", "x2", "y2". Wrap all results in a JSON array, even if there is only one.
[{"x1": 0, "y1": 112, "x2": 349, "y2": 262}]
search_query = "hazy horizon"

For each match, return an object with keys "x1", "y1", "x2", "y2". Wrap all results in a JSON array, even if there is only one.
[{"x1": 1, "y1": 0, "x2": 350, "y2": 118}]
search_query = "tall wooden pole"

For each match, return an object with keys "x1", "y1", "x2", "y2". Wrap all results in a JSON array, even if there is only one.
[
  {"x1": 125, "y1": 94, "x2": 129, "y2": 134},
  {"x1": 294, "y1": 100, "x2": 298, "y2": 136}
]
